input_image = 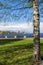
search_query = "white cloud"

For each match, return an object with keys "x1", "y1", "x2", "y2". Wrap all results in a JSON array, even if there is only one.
[
  {"x1": 0, "y1": 22, "x2": 43, "y2": 33},
  {"x1": 0, "y1": 22, "x2": 33, "y2": 33},
  {"x1": 40, "y1": 22, "x2": 43, "y2": 33}
]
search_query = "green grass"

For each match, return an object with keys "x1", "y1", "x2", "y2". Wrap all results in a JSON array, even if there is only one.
[{"x1": 0, "y1": 38, "x2": 43, "y2": 65}]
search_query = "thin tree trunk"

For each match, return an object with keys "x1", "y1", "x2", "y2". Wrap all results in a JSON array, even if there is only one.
[{"x1": 33, "y1": 0, "x2": 40, "y2": 65}]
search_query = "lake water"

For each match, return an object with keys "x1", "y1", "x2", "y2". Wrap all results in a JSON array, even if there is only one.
[
  {"x1": 0, "y1": 33, "x2": 33, "y2": 38},
  {"x1": 0, "y1": 33, "x2": 43, "y2": 38}
]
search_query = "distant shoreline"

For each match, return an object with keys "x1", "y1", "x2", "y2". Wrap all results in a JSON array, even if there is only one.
[{"x1": 0, "y1": 37, "x2": 43, "y2": 39}]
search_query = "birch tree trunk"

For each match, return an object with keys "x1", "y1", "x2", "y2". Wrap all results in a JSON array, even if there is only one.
[{"x1": 33, "y1": 0, "x2": 40, "y2": 65}]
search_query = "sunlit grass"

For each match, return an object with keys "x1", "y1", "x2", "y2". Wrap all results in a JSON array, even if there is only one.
[{"x1": 0, "y1": 38, "x2": 43, "y2": 65}]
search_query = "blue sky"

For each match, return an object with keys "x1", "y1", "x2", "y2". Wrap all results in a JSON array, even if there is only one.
[{"x1": 0, "y1": 0, "x2": 43, "y2": 33}]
